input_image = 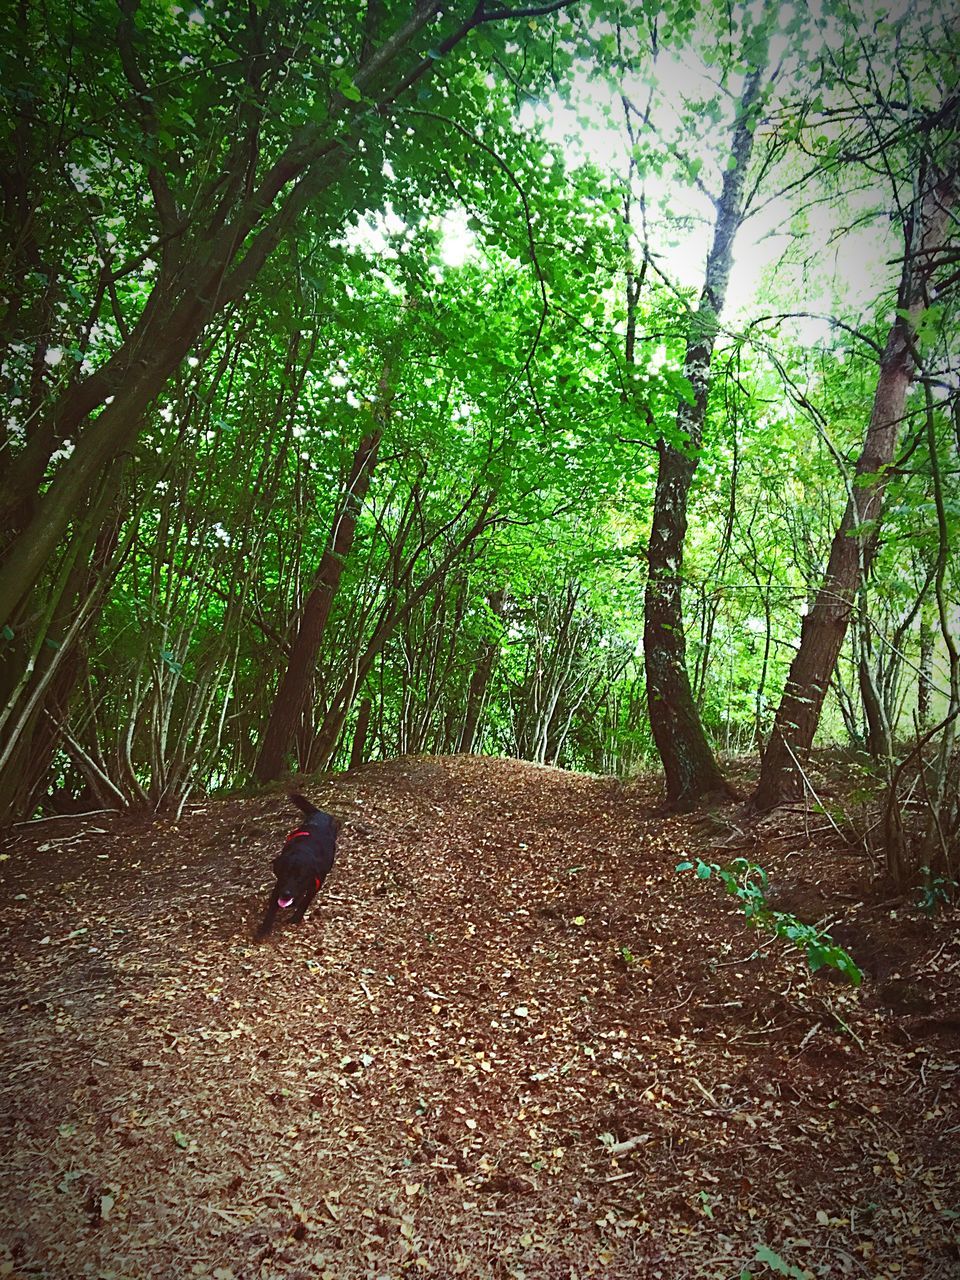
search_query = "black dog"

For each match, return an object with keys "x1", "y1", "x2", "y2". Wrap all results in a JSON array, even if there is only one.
[{"x1": 255, "y1": 794, "x2": 338, "y2": 940}]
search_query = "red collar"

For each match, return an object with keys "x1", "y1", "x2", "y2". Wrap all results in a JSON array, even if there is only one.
[{"x1": 285, "y1": 827, "x2": 310, "y2": 843}]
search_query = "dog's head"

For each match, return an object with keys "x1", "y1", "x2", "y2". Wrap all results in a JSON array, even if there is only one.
[
  {"x1": 273, "y1": 868, "x2": 304, "y2": 910},
  {"x1": 271, "y1": 847, "x2": 318, "y2": 911}
]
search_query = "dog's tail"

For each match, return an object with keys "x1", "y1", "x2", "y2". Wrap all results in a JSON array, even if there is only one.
[{"x1": 289, "y1": 792, "x2": 319, "y2": 816}]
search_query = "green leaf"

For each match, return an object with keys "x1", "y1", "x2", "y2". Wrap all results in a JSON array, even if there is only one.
[
  {"x1": 663, "y1": 368, "x2": 696, "y2": 406},
  {"x1": 755, "y1": 1242, "x2": 811, "y2": 1279},
  {"x1": 160, "y1": 648, "x2": 184, "y2": 675},
  {"x1": 332, "y1": 67, "x2": 362, "y2": 101}
]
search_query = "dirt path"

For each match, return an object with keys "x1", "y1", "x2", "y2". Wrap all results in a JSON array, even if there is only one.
[{"x1": 0, "y1": 755, "x2": 957, "y2": 1279}]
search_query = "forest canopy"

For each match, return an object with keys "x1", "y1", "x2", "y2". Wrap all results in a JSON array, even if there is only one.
[{"x1": 1, "y1": 0, "x2": 957, "y2": 884}]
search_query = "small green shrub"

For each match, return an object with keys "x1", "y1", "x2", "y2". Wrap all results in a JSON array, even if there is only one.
[
  {"x1": 916, "y1": 868, "x2": 957, "y2": 913},
  {"x1": 676, "y1": 856, "x2": 863, "y2": 986}
]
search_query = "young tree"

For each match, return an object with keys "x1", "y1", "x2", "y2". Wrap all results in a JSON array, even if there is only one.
[
  {"x1": 254, "y1": 417, "x2": 386, "y2": 783},
  {"x1": 636, "y1": 41, "x2": 770, "y2": 807},
  {"x1": 752, "y1": 157, "x2": 958, "y2": 810}
]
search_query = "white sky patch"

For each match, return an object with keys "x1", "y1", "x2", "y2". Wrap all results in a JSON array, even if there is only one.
[
  {"x1": 439, "y1": 209, "x2": 475, "y2": 267},
  {"x1": 341, "y1": 205, "x2": 406, "y2": 260},
  {"x1": 49, "y1": 441, "x2": 75, "y2": 464}
]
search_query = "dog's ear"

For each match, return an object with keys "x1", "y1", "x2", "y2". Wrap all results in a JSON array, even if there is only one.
[{"x1": 330, "y1": 814, "x2": 344, "y2": 834}]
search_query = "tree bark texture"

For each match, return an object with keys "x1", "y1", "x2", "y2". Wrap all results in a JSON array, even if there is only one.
[
  {"x1": 460, "y1": 590, "x2": 505, "y2": 754},
  {"x1": 918, "y1": 613, "x2": 934, "y2": 728},
  {"x1": 307, "y1": 493, "x2": 497, "y2": 772},
  {"x1": 348, "y1": 697, "x2": 373, "y2": 771}
]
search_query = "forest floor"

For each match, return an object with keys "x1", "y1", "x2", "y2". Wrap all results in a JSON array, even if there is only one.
[{"x1": 0, "y1": 754, "x2": 958, "y2": 1280}]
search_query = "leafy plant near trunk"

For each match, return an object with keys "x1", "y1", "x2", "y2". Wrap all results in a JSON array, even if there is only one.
[{"x1": 676, "y1": 856, "x2": 863, "y2": 986}]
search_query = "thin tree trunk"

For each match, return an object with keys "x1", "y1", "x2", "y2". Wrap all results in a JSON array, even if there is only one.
[
  {"x1": 918, "y1": 609, "x2": 934, "y2": 728},
  {"x1": 254, "y1": 424, "x2": 383, "y2": 781},
  {"x1": 643, "y1": 67, "x2": 765, "y2": 808},
  {"x1": 752, "y1": 168, "x2": 957, "y2": 811},
  {"x1": 349, "y1": 697, "x2": 372, "y2": 770},
  {"x1": 0, "y1": 464, "x2": 127, "y2": 821},
  {"x1": 309, "y1": 493, "x2": 497, "y2": 770},
  {"x1": 460, "y1": 589, "x2": 505, "y2": 753}
]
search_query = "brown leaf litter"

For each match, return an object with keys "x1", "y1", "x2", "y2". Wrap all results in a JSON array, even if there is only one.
[{"x1": 0, "y1": 754, "x2": 957, "y2": 1279}]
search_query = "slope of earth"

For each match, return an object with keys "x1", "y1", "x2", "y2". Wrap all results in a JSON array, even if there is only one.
[{"x1": 0, "y1": 754, "x2": 957, "y2": 1280}]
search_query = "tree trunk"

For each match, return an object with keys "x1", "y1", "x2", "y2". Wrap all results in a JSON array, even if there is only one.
[
  {"x1": 0, "y1": 470, "x2": 126, "y2": 823},
  {"x1": 751, "y1": 169, "x2": 957, "y2": 811},
  {"x1": 308, "y1": 493, "x2": 497, "y2": 771},
  {"x1": 643, "y1": 67, "x2": 765, "y2": 808},
  {"x1": 349, "y1": 697, "x2": 372, "y2": 770},
  {"x1": 460, "y1": 590, "x2": 505, "y2": 753},
  {"x1": 254, "y1": 426, "x2": 383, "y2": 781},
  {"x1": 859, "y1": 650, "x2": 892, "y2": 759},
  {"x1": 918, "y1": 611, "x2": 934, "y2": 728}
]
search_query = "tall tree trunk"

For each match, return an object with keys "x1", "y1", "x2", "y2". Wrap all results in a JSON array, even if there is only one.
[
  {"x1": 254, "y1": 425, "x2": 383, "y2": 781},
  {"x1": 751, "y1": 169, "x2": 957, "y2": 811},
  {"x1": 643, "y1": 67, "x2": 765, "y2": 808}
]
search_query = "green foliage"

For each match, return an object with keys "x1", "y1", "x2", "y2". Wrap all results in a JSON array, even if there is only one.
[
  {"x1": 753, "y1": 1241, "x2": 812, "y2": 1278},
  {"x1": 676, "y1": 857, "x2": 863, "y2": 986},
  {"x1": 916, "y1": 870, "x2": 958, "y2": 913}
]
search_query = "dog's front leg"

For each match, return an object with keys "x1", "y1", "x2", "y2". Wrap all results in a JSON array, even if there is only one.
[
  {"x1": 255, "y1": 898, "x2": 280, "y2": 940},
  {"x1": 291, "y1": 881, "x2": 320, "y2": 925}
]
